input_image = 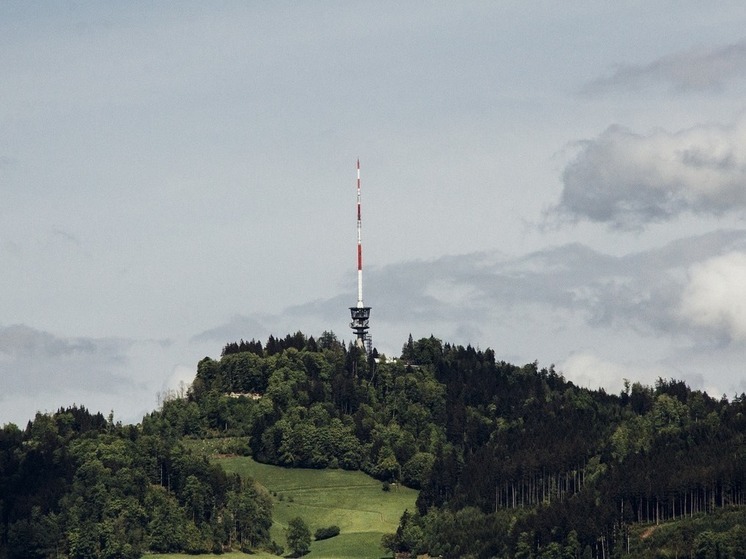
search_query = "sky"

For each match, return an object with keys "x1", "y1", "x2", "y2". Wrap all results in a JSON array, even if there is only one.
[{"x1": 3, "y1": 1, "x2": 746, "y2": 426}]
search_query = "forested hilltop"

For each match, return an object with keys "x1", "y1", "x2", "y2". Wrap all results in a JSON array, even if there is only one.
[
  {"x1": 1, "y1": 331, "x2": 745, "y2": 558},
  {"x1": 164, "y1": 332, "x2": 746, "y2": 558}
]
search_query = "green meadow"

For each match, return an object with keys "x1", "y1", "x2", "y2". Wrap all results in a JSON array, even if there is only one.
[
  {"x1": 215, "y1": 456, "x2": 418, "y2": 559},
  {"x1": 146, "y1": 555, "x2": 268, "y2": 559},
  {"x1": 149, "y1": 453, "x2": 418, "y2": 559}
]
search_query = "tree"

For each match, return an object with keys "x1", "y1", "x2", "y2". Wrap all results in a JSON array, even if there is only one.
[
  {"x1": 227, "y1": 481, "x2": 272, "y2": 551},
  {"x1": 515, "y1": 531, "x2": 535, "y2": 559},
  {"x1": 381, "y1": 532, "x2": 399, "y2": 557},
  {"x1": 286, "y1": 516, "x2": 311, "y2": 557},
  {"x1": 402, "y1": 452, "x2": 435, "y2": 489},
  {"x1": 565, "y1": 530, "x2": 581, "y2": 559}
]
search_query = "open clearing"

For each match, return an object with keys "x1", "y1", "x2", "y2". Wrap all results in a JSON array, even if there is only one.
[
  {"x1": 215, "y1": 456, "x2": 418, "y2": 559},
  {"x1": 147, "y1": 554, "x2": 273, "y2": 559}
]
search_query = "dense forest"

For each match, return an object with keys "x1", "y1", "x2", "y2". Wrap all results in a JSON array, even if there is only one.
[
  {"x1": 2, "y1": 330, "x2": 745, "y2": 558},
  {"x1": 0, "y1": 407, "x2": 275, "y2": 558}
]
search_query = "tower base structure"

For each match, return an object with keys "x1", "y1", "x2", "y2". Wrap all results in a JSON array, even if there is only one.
[{"x1": 350, "y1": 306, "x2": 371, "y2": 352}]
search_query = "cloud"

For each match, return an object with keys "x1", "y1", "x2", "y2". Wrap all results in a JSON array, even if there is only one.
[
  {"x1": 51, "y1": 228, "x2": 83, "y2": 247},
  {"x1": 560, "y1": 352, "x2": 671, "y2": 395},
  {"x1": 0, "y1": 324, "x2": 130, "y2": 360},
  {"x1": 0, "y1": 325, "x2": 134, "y2": 396},
  {"x1": 191, "y1": 314, "x2": 269, "y2": 344},
  {"x1": 162, "y1": 364, "x2": 198, "y2": 399},
  {"x1": 141, "y1": 230, "x2": 746, "y2": 407},
  {"x1": 204, "y1": 230, "x2": 746, "y2": 355},
  {"x1": 583, "y1": 40, "x2": 746, "y2": 94},
  {"x1": 679, "y1": 251, "x2": 746, "y2": 342},
  {"x1": 0, "y1": 324, "x2": 215, "y2": 427},
  {"x1": 552, "y1": 119, "x2": 746, "y2": 228}
]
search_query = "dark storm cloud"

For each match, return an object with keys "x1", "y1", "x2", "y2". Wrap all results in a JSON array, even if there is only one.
[
  {"x1": 551, "y1": 120, "x2": 746, "y2": 229},
  {"x1": 582, "y1": 40, "x2": 746, "y2": 94}
]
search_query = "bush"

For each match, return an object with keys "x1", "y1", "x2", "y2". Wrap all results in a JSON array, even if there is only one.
[
  {"x1": 267, "y1": 540, "x2": 284, "y2": 556},
  {"x1": 226, "y1": 438, "x2": 251, "y2": 456},
  {"x1": 314, "y1": 525, "x2": 340, "y2": 541}
]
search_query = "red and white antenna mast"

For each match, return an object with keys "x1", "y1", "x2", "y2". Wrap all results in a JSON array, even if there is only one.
[
  {"x1": 350, "y1": 159, "x2": 371, "y2": 350},
  {"x1": 356, "y1": 158, "x2": 364, "y2": 308}
]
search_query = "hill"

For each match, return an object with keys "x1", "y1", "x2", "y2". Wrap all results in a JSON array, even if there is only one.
[
  {"x1": 167, "y1": 332, "x2": 745, "y2": 558},
  {"x1": 1, "y1": 330, "x2": 744, "y2": 558}
]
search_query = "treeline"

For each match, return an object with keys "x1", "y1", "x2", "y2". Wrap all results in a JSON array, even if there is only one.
[
  {"x1": 162, "y1": 331, "x2": 745, "y2": 559},
  {"x1": 220, "y1": 331, "x2": 310, "y2": 357},
  {"x1": 0, "y1": 406, "x2": 274, "y2": 559}
]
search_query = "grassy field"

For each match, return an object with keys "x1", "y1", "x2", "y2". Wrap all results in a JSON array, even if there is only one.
[
  {"x1": 214, "y1": 456, "x2": 418, "y2": 559},
  {"x1": 147, "y1": 554, "x2": 274, "y2": 559}
]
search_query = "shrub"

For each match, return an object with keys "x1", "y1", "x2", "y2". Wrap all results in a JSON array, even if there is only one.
[
  {"x1": 314, "y1": 525, "x2": 340, "y2": 541},
  {"x1": 227, "y1": 438, "x2": 251, "y2": 456},
  {"x1": 267, "y1": 540, "x2": 284, "y2": 556}
]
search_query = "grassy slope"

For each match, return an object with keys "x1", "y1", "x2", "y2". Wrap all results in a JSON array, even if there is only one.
[
  {"x1": 146, "y1": 555, "x2": 263, "y2": 559},
  {"x1": 216, "y1": 456, "x2": 418, "y2": 559}
]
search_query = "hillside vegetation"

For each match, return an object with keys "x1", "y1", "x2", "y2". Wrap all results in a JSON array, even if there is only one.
[
  {"x1": 145, "y1": 455, "x2": 416, "y2": 558},
  {"x1": 0, "y1": 407, "x2": 274, "y2": 558},
  {"x1": 216, "y1": 456, "x2": 417, "y2": 558},
  {"x1": 1, "y1": 330, "x2": 745, "y2": 558},
  {"x1": 152, "y1": 332, "x2": 746, "y2": 558}
]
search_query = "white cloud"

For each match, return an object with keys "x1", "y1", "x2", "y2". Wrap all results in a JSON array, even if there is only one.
[
  {"x1": 679, "y1": 251, "x2": 746, "y2": 342},
  {"x1": 162, "y1": 364, "x2": 197, "y2": 400},
  {"x1": 261, "y1": 230, "x2": 746, "y2": 347},
  {"x1": 554, "y1": 118, "x2": 746, "y2": 228},
  {"x1": 207, "y1": 230, "x2": 746, "y2": 361},
  {"x1": 560, "y1": 352, "x2": 671, "y2": 395}
]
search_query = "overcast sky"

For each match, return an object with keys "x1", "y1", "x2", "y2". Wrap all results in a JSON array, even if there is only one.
[{"x1": 3, "y1": 2, "x2": 746, "y2": 426}]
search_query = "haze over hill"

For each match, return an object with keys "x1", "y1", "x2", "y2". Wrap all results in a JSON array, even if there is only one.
[{"x1": 3, "y1": 3, "x2": 746, "y2": 426}]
